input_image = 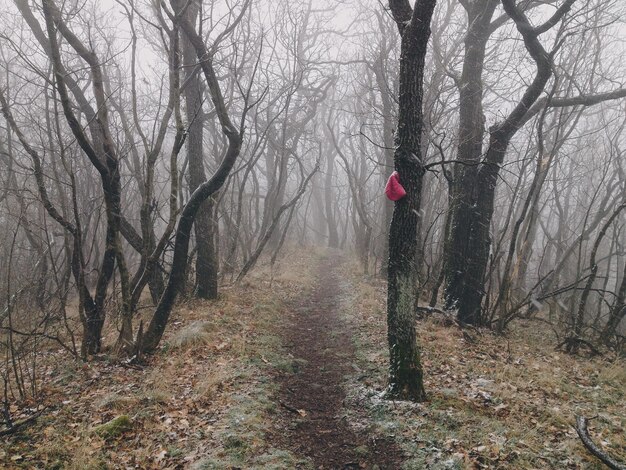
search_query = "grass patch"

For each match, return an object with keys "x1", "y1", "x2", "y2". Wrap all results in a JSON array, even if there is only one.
[
  {"x1": 92, "y1": 415, "x2": 132, "y2": 439},
  {"x1": 168, "y1": 321, "x2": 215, "y2": 350}
]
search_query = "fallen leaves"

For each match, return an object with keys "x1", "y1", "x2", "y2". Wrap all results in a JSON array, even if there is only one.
[
  {"x1": 1, "y1": 252, "x2": 624, "y2": 470},
  {"x1": 341, "y1": 267, "x2": 626, "y2": 469}
]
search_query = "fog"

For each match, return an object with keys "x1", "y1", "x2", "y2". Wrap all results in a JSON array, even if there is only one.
[{"x1": 0, "y1": 0, "x2": 625, "y2": 370}]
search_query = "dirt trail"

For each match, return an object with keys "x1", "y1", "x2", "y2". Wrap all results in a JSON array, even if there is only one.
[{"x1": 268, "y1": 254, "x2": 403, "y2": 469}]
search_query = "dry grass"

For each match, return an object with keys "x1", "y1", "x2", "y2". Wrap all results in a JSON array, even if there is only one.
[
  {"x1": 5, "y1": 249, "x2": 621, "y2": 469},
  {"x1": 339, "y1": 259, "x2": 626, "y2": 469},
  {"x1": 0, "y1": 246, "x2": 320, "y2": 469},
  {"x1": 168, "y1": 321, "x2": 215, "y2": 350}
]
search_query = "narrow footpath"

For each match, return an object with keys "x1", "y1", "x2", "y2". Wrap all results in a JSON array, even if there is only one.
[{"x1": 267, "y1": 254, "x2": 403, "y2": 469}]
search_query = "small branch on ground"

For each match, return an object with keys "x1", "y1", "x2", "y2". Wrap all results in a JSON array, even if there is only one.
[
  {"x1": 279, "y1": 401, "x2": 301, "y2": 414},
  {"x1": 575, "y1": 416, "x2": 626, "y2": 470}
]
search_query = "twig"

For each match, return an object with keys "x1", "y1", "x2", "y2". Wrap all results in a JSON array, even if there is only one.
[{"x1": 279, "y1": 401, "x2": 300, "y2": 414}]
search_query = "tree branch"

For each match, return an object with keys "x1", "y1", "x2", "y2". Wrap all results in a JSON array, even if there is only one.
[
  {"x1": 575, "y1": 416, "x2": 626, "y2": 470},
  {"x1": 388, "y1": 0, "x2": 413, "y2": 32},
  {"x1": 534, "y1": 0, "x2": 577, "y2": 35},
  {"x1": 519, "y1": 88, "x2": 626, "y2": 136}
]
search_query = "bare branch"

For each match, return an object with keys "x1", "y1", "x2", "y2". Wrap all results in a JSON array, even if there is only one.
[{"x1": 575, "y1": 416, "x2": 626, "y2": 470}]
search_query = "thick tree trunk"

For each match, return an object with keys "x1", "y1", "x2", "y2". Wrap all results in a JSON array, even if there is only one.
[
  {"x1": 443, "y1": 1, "x2": 498, "y2": 318},
  {"x1": 385, "y1": 0, "x2": 437, "y2": 402},
  {"x1": 82, "y1": 311, "x2": 105, "y2": 356},
  {"x1": 457, "y1": 140, "x2": 507, "y2": 325},
  {"x1": 444, "y1": 0, "x2": 572, "y2": 325}
]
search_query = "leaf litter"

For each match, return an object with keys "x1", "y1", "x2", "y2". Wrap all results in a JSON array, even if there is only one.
[
  {"x1": 0, "y1": 248, "x2": 623, "y2": 469},
  {"x1": 339, "y1": 258, "x2": 625, "y2": 469}
]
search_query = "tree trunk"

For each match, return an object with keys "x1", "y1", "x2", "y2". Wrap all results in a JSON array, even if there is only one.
[
  {"x1": 385, "y1": 0, "x2": 437, "y2": 402},
  {"x1": 444, "y1": 0, "x2": 573, "y2": 325},
  {"x1": 571, "y1": 204, "x2": 626, "y2": 351},
  {"x1": 324, "y1": 150, "x2": 339, "y2": 248},
  {"x1": 41, "y1": 0, "x2": 136, "y2": 355},
  {"x1": 443, "y1": 1, "x2": 498, "y2": 319},
  {"x1": 602, "y1": 260, "x2": 626, "y2": 345},
  {"x1": 182, "y1": 3, "x2": 218, "y2": 300},
  {"x1": 141, "y1": 1, "x2": 245, "y2": 352}
]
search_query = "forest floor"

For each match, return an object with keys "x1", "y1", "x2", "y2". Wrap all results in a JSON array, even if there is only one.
[{"x1": 0, "y1": 247, "x2": 625, "y2": 469}]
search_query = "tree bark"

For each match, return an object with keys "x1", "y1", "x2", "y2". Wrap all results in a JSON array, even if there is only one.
[
  {"x1": 181, "y1": 2, "x2": 219, "y2": 300},
  {"x1": 443, "y1": 0, "x2": 498, "y2": 319},
  {"x1": 385, "y1": 0, "x2": 437, "y2": 402},
  {"x1": 575, "y1": 416, "x2": 626, "y2": 470}
]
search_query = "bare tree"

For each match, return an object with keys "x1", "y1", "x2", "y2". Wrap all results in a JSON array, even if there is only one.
[{"x1": 140, "y1": 0, "x2": 250, "y2": 353}]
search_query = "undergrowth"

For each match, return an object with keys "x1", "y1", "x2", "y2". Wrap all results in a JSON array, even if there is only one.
[
  {"x1": 339, "y1": 259, "x2": 626, "y2": 470},
  {"x1": 0, "y1": 247, "x2": 320, "y2": 469}
]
